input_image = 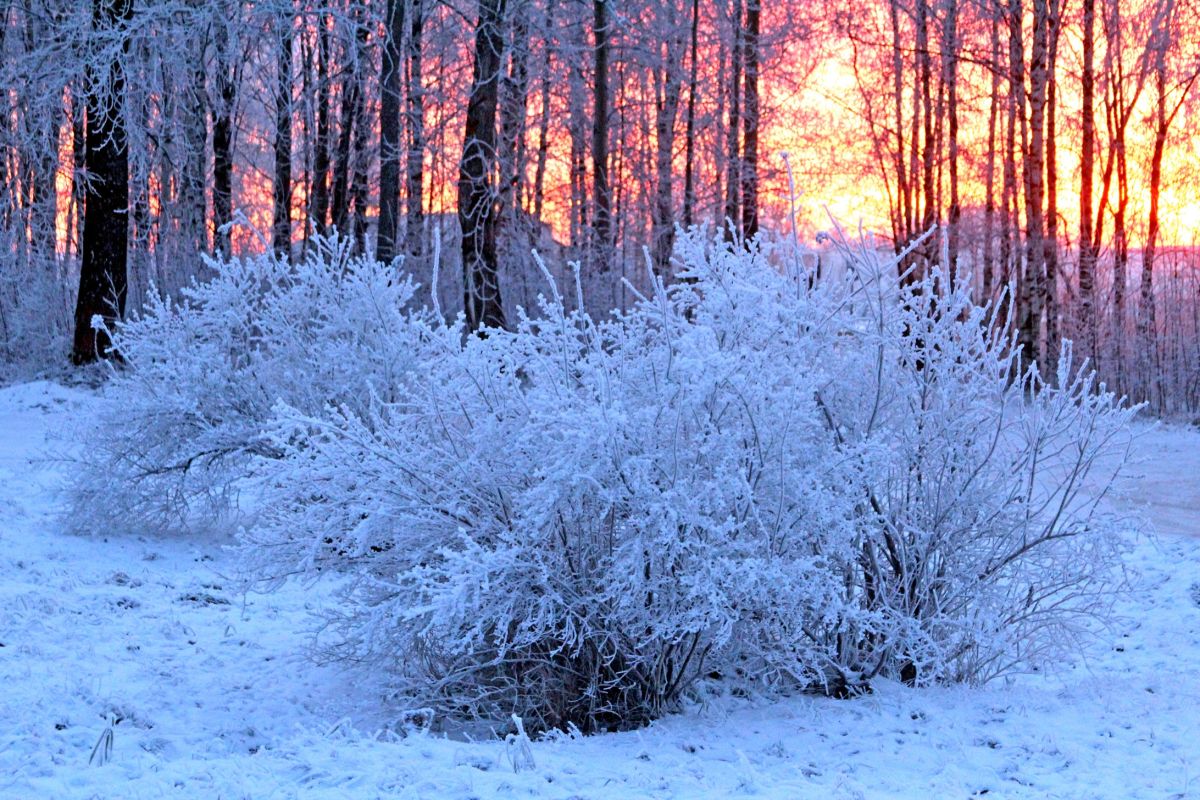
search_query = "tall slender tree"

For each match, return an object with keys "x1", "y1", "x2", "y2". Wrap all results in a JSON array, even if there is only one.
[
  {"x1": 682, "y1": 0, "x2": 700, "y2": 229},
  {"x1": 310, "y1": 12, "x2": 332, "y2": 239},
  {"x1": 272, "y1": 7, "x2": 294, "y2": 259},
  {"x1": 460, "y1": 0, "x2": 508, "y2": 331},
  {"x1": 377, "y1": 0, "x2": 406, "y2": 264},
  {"x1": 1079, "y1": 0, "x2": 1098, "y2": 360},
  {"x1": 332, "y1": 1, "x2": 366, "y2": 239},
  {"x1": 591, "y1": 0, "x2": 613, "y2": 265},
  {"x1": 740, "y1": 0, "x2": 760, "y2": 241},
  {"x1": 723, "y1": 0, "x2": 742, "y2": 240},
  {"x1": 210, "y1": 10, "x2": 237, "y2": 255},
  {"x1": 404, "y1": 0, "x2": 426, "y2": 260},
  {"x1": 73, "y1": 0, "x2": 134, "y2": 364},
  {"x1": 650, "y1": 1, "x2": 684, "y2": 275}
]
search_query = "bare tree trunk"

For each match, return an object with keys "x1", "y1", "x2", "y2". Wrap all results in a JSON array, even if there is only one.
[
  {"x1": 73, "y1": 0, "x2": 133, "y2": 364},
  {"x1": 906, "y1": 4, "x2": 922, "y2": 259},
  {"x1": 405, "y1": 0, "x2": 425, "y2": 259},
  {"x1": 350, "y1": 116, "x2": 370, "y2": 250},
  {"x1": 567, "y1": 33, "x2": 588, "y2": 257},
  {"x1": 711, "y1": 33, "x2": 727, "y2": 232},
  {"x1": 272, "y1": 10, "x2": 294, "y2": 259},
  {"x1": 212, "y1": 15, "x2": 236, "y2": 255},
  {"x1": 1000, "y1": 60, "x2": 1017, "y2": 293},
  {"x1": 377, "y1": 0, "x2": 407, "y2": 264},
  {"x1": 915, "y1": 0, "x2": 935, "y2": 269},
  {"x1": 332, "y1": 3, "x2": 365, "y2": 238},
  {"x1": 349, "y1": 10, "x2": 371, "y2": 253},
  {"x1": 943, "y1": 0, "x2": 960, "y2": 280},
  {"x1": 531, "y1": 0, "x2": 553, "y2": 230},
  {"x1": 310, "y1": 13, "x2": 331, "y2": 239},
  {"x1": 1142, "y1": 67, "x2": 1166, "y2": 407},
  {"x1": 1079, "y1": 0, "x2": 1097, "y2": 360},
  {"x1": 740, "y1": 0, "x2": 760, "y2": 242},
  {"x1": 682, "y1": 0, "x2": 699, "y2": 228},
  {"x1": 23, "y1": 10, "x2": 55, "y2": 259},
  {"x1": 650, "y1": 4, "x2": 683, "y2": 275},
  {"x1": 889, "y1": 1, "x2": 911, "y2": 251},
  {"x1": 591, "y1": 0, "x2": 612, "y2": 265},
  {"x1": 1112, "y1": 119, "x2": 1130, "y2": 386},
  {"x1": 723, "y1": 0, "x2": 742, "y2": 240},
  {"x1": 183, "y1": 60, "x2": 208, "y2": 255},
  {"x1": 1102, "y1": 0, "x2": 1146, "y2": 389},
  {"x1": 1044, "y1": 0, "x2": 1062, "y2": 374},
  {"x1": 460, "y1": 0, "x2": 508, "y2": 332},
  {"x1": 982, "y1": 11, "x2": 1000, "y2": 302},
  {"x1": 498, "y1": 1, "x2": 531, "y2": 235},
  {"x1": 1017, "y1": 0, "x2": 1048, "y2": 369}
]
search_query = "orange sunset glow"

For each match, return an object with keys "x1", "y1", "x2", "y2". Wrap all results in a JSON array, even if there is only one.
[{"x1": 43, "y1": 1, "x2": 1200, "y2": 263}]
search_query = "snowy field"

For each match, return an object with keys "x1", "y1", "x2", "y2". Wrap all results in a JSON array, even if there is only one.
[{"x1": 1, "y1": 379, "x2": 1198, "y2": 800}]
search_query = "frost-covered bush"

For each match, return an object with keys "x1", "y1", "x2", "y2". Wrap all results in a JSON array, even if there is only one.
[
  {"x1": 246, "y1": 231, "x2": 1135, "y2": 731},
  {"x1": 67, "y1": 235, "x2": 431, "y2": 534},
  {"x1": 249, "y1": 243, "x2": 863, "y2": 731},
  {"x1": 807, "y1": 240, "x2": 1136, "y2": 685},
  {"x1": 0, "y1": 247, "x2": 74, "y2": 383}
]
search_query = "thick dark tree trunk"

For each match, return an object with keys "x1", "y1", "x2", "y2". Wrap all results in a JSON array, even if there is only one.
[
  {"x1": 591, "y1": 0, "x2": 612, "y2": 266},
  {"x1": 73, "y1": 0, "x2": 133, "y2": 365},
  {"x1": 740, "y1": 0, "x2": 760, "y2": 241},
  {"x1": 377, "y1": 0, "x2": 406, "y2": 264},
  {"x1": 310, "y1": 14, "x2": 332, "y2": 239},
  {"x1": 404, "y1": 0, "x2": 426, "y2": 259},
  {"x1": 182, "y1": 57, "x2": 208, "y2": 256},
  {"x1": 212, "y1": 15, "x2": 236, "y2": 255},
  {"x1": 350, "y1": 29, "x2": 371, "y2": 255},
  {"x1": 459, "y1": 0, "x2": 508, "y2": 332},
  {"x1": 272, "y1": 12, "x2": 294, "y2": 259},
  {"x1": 567, "y1": 41, "x2": 589, "y2": 256},
  {"x1": 332, "y1": 3, "x2": 365, "y2": 239},
  {"x1": 531, "y1": 0, "x2": 554, "y2": 230}
]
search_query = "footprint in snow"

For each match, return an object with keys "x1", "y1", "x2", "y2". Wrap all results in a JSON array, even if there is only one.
[{"x1": 178, "y1": 592, "x2": 231, "y2": 606}]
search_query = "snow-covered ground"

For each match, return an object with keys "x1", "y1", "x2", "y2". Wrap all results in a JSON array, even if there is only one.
[{"x1": 1, "y1": 380, "x2": 1197, "y2": 800}]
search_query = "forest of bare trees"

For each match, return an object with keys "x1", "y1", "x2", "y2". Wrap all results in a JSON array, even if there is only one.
[{"x1": 0, "y1": 0, "x2": 1198, "y2": 412}]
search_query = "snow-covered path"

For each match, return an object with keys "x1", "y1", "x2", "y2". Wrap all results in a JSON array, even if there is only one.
[
  {"x1": 1, "y1": 381, "x2": 1198, "y2": 799},
  {"x1": 1108, "y1": 423, "x2": 1200, "y2": 540}
]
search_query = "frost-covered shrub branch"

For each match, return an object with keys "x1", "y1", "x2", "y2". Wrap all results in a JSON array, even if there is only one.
[{"x1": 67, "y1": 234, "x2": 432, "y2": 534}]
